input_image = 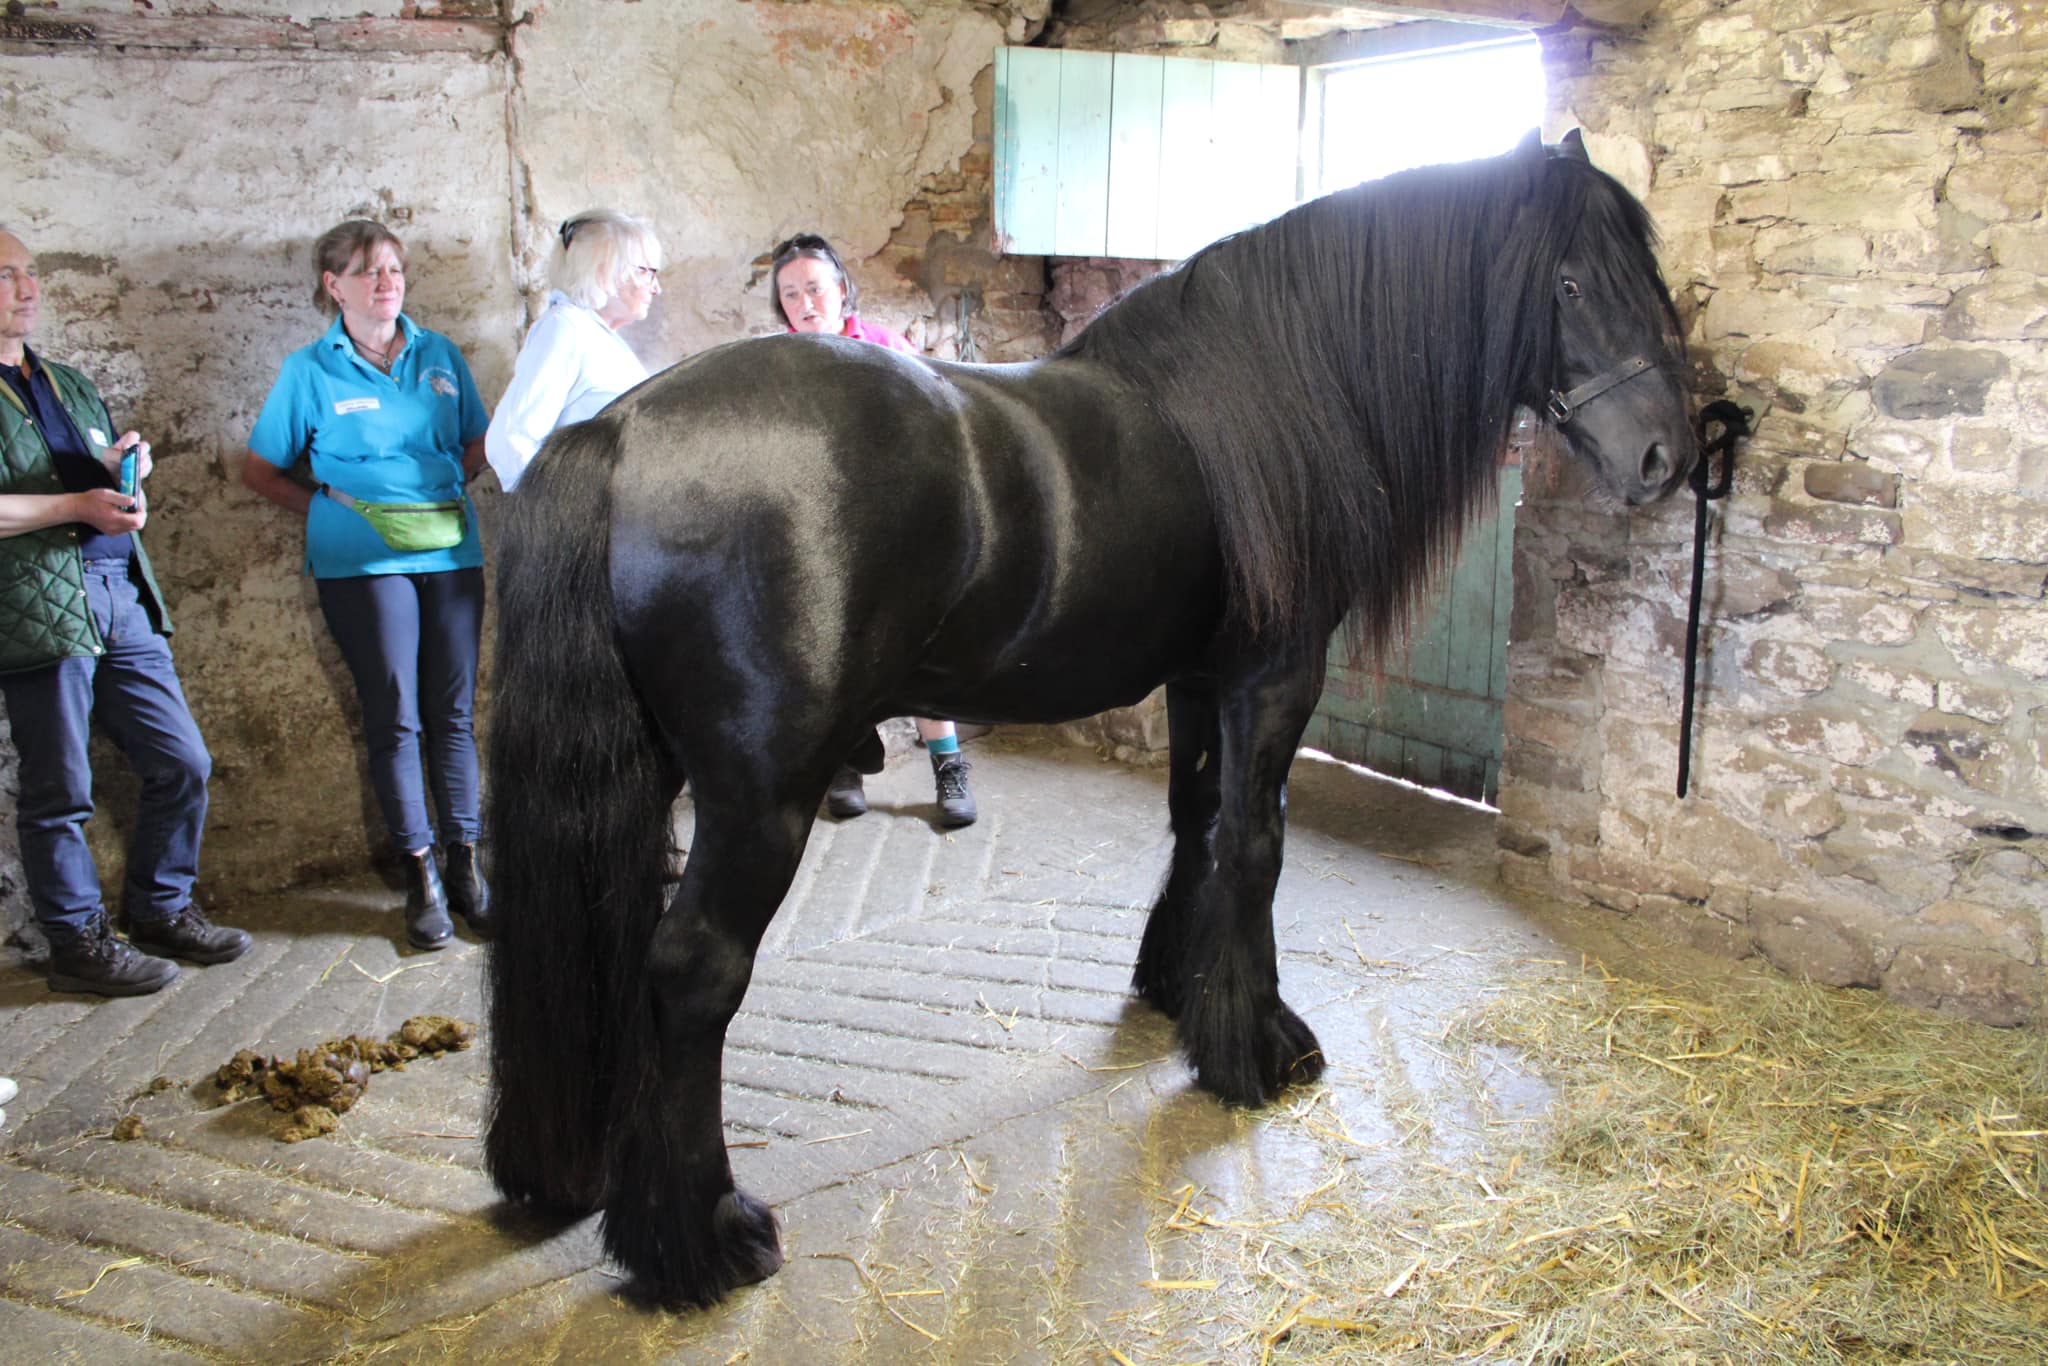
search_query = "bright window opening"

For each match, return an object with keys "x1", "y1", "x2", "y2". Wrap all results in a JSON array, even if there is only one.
[{"x1": 1315, "y1": 35, "x2": 1546, "y2": 195}]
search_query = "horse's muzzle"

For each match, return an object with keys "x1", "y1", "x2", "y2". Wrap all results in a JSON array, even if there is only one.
[{"x1": 1626, "y1": 438, "x2": 1696, "y2": 505}]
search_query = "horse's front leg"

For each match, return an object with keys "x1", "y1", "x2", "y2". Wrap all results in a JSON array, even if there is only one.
[
  {"x1": 1176, "y1": 650, "x2": 1329, "y2": 1107},
  {"x1": 1133, "y1": 679, "x2": 1221, "y2": 1019},
  {"x1": 600, "y1": 799, "x2": 808, "y2": 1309}
]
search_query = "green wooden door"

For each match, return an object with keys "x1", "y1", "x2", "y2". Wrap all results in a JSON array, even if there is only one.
[{"x1": 1304, "y1": 464, "x2": 1521, "y2": 803}]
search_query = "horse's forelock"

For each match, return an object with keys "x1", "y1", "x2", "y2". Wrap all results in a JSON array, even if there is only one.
[{"x1": 1554, "y1": 159, "x2": 1685, "y2": 355}]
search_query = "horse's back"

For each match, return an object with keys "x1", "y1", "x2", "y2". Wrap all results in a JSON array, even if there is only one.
[{"x1": 594, "y1": 334, "x2": 1224, "y2": 741}]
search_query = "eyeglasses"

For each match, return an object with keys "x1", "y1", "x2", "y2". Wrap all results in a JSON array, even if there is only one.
[
  {"x1": 631, "y1": 265, "x2": 661, "y2": 283},
  {"x1": 0, "y1": 265, "x2": 37, "y2": 287}
]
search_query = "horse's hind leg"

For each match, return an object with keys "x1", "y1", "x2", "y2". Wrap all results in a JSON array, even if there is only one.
[
  {"x1": 1175, "y1": 652, "x2": 1329, "y2": 1107},
  {"x1": 1133, "y1": 680, "x2": 1221, "y2": 1019},
  {"x1": 600, "y1": 793, "x2": 811, "y2": 1308}
]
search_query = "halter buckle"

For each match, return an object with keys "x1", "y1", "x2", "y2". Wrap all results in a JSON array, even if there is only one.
[{"x1": 1547, "y1": 355, "x2": 1653, "y2": 427}]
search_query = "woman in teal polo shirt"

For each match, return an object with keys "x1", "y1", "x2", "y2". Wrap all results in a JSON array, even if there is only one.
[{"x1": 242, "y1": 219, "x2": 492, "y2": 951}]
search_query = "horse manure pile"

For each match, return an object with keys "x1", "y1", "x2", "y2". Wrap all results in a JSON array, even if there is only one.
[
  {"x1": 1127, "y1": 963, "x2": 2047, "y2": 1365},
  {"x1": 214, "y1": 1014, "x2": 475, "y2": 1143}
]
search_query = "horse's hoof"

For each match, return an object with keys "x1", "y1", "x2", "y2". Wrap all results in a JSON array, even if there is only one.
[
  {"x1": 1269, "y1": 1004, "x2": 1326, "y2": 1089},
  {"x1": 1131, "y1": 955, "x2": 1184, "y2": 1019},
  {"x1": 712, "y1": 1189, "x2": 785, "y2": 1287},
  {"x1": 489, "y1": 1161, "x2": 605, "y2": 1220},
  {"x1": 1190, "y1": 1002, "x2": 1324, "y2": 1107},
  {"x1": 609, "y1": 1186, "x2": 784, "y2": 1311},
  {"x1": 1132, "y1": 900, "x2": 1190, "y2": 1019}
]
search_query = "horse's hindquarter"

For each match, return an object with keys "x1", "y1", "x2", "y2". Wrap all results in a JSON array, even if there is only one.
[{"x1": 601, "y1": 338, "x2": 1223, "y2": 739}]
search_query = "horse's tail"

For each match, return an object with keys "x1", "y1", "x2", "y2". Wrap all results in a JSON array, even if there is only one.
[{"x1": 483, "y1": 418, "x2": 673, "y2": 1214}]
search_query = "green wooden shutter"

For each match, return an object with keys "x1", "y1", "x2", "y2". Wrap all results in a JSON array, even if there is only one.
[
  {"x1": 1308, "y1": 465, "x2": 1523, "y2": 802},
  {"x1": 995, "y1": 47, "x2": 1302, "y2": 260}
]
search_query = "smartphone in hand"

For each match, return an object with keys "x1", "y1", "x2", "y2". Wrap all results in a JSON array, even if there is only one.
[{"x1": 118, "y1": 446, "x2": 140, "y2": 513}]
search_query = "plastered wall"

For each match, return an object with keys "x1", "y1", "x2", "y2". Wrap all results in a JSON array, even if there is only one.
[{"x1": 0, "y1": 0, "x2": 1041, "y2": 940}]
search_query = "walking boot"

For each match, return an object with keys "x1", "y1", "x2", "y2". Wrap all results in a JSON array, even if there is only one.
[
  {"x1": 47, "y1": 918, "x2": 180, "y2": 996},
  {"x1": 931, "y1": 752, "x2": 977, "y2": 828},
  {"x1": 443, "y1": 841, "x2": 493, "y2": 939},
  {"x1": 826, "y1": 764, "x2": 868, "y2": 819},
  {"x1": 404, "y1": 849, "x2": 454, "y2": 951},
  {"x1": 120, "y1": 904, "x2": 252, "y2": 966}
]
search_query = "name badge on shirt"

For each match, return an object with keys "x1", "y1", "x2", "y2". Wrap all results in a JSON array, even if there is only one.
[
  {"x1": 88, "y1": 428, "x2": 109, "y2": 448},
  {"x1": 335, "y1": 397, "x2": 381, "y2": 415}
]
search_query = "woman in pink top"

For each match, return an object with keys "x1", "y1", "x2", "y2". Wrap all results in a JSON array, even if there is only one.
[{"x1": 769, "y1": 233, "x2": 978, "y2": 829}]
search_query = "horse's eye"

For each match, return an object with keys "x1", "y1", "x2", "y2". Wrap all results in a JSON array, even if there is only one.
[{"x1": 1561, "y1": 277, "x2": 1584, "y2": 300}]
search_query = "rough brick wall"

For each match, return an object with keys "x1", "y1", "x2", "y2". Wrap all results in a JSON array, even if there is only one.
[{"x1": 1502, "y1": 0, "x2": 2048, "y2": 1025}]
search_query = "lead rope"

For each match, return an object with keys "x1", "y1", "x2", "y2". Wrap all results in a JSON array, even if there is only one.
[{"x1": 1676, "y1": 399, "x2": 1752, "y2": 799}]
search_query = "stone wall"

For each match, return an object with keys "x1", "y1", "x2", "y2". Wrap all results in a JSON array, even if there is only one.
[
  {"x1": 1501, "y1": 0, "x2": 2048, "y2": 1025},
  {"x1": 0, "y1": 0, "x2": 1053, "y2": 944}
]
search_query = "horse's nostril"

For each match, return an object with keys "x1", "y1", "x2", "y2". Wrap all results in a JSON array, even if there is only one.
[{"x1": 1641, "y1": 442, "x2": 1672, "y2": 488}]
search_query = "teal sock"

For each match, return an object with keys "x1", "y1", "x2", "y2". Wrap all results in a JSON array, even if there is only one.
[{"x1": 926, "y1": 734, "x2": 960, "y2": 758}]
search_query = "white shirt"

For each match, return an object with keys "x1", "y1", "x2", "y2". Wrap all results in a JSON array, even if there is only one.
[{"x1": 485, "y1": 291, "x2": 650, "y2": 490}]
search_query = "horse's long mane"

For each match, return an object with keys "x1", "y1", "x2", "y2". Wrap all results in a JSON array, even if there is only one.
[{"x1": 1061, "y1": 140, "x2": 1671, "y2": 654}]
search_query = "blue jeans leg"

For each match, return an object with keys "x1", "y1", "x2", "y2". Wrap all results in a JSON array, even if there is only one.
[
  {"x1": 317, "y1": 569, "x2": 482, "y2": 850},
  {"x1": 412, "y1": 567, "x2": 484, "y2": 845},
  {"x1": 0, "y1": 642, "x2": 104, "y2": 938},
  {"x1": 92, "y1": 565, "x2": 213, "y2": 924},
  {"x1": 0, "y1": 562, "x2": 211, "y2": 935}
]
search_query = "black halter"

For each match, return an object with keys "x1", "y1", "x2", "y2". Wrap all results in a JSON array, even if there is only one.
[{"x1": 1546, "y1": 354, "x2": 1654, "y2": 424}]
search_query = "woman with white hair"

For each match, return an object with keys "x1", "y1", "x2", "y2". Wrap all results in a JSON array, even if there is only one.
[{"x1": 485, "y1": 210, "x2": 663, "y2": 491}]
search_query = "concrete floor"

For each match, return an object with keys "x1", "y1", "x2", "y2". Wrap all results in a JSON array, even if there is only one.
[{"x1": 0, "y1": 733, "x2": 1671, "y2": 1363}]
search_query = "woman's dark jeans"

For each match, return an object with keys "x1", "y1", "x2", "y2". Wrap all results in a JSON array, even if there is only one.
[{"x1": 317, "y1": 567, "x2": 484, "y2": 851}]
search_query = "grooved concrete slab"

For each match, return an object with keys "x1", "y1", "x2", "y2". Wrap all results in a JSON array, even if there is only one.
[{"x1": 0, "y1": 734, "x2": 1637, "y2": 1362}]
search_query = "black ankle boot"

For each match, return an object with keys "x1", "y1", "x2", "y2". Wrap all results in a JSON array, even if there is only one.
[
  {"x1": 931, "y1": 752, "x2": 977, "y2": 828},
  {"x1": 443, "y1": 841, "x2": 492, "y2": 939},
  {"x1": 404, "y1": 850, "x2": 453, "y2": 950},
  {"x1": 826, "y1": 764, "x2": 868, "y2": 819},
  {"x1": 47, "y1": 917, "x2": 180, "y2": 997}
]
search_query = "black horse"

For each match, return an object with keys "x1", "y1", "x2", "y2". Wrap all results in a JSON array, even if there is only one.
[{"x1": 483, "y1": 130, "x2": 1696, "y2": 1309}]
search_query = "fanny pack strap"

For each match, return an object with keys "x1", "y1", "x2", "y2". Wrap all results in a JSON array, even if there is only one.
[{"x1": 318, "y1": 484, "x2": 461, "y2": 510}]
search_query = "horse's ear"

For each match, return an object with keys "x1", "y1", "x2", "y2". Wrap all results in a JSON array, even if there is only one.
[{"x1": 1559, "y1": 127, "x2": 1591, "y2": 162}]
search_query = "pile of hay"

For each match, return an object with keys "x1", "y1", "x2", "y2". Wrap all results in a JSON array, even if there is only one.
[{"x1": 1139, "y1": 961, "x2": 2048, "y2": 1364}]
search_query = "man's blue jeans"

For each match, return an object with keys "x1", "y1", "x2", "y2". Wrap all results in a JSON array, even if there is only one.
[{"x1": 0, "y1": 560, "x2": 212, "y2": 937}]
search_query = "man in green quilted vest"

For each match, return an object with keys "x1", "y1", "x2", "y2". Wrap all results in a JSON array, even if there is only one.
[{"x1": 0, "y1": 228, "x2": 250, "y2": 995}]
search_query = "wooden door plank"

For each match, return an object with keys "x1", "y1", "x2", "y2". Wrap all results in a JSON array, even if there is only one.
[
  {"x1": 1490, "y1": 464, "x2": 1522, "y2": 702},
  {"x1": 1106, "y1": 53, "x2": 1166, "y2": 260},
  {"x1": 994, "y1": 47, "x2": 1063, "y2": 255},
  {"x1": 1444, "y1": 506, "x2": 1501, "y2": 700},
  {"x1": 1155, "y1": 58, "x2": 1216, "y2": 258},
  {"x1": 1055, "y1": 50, "x2": 1115, "y2": 257},
  {"x1": 1402, "y1": 581, "x2": 1453, "y2": 690}
]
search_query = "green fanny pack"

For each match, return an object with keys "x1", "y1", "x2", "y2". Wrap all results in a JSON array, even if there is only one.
[{"x1": 321, "y1": 485, "x2": 467, "y2": 553}]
